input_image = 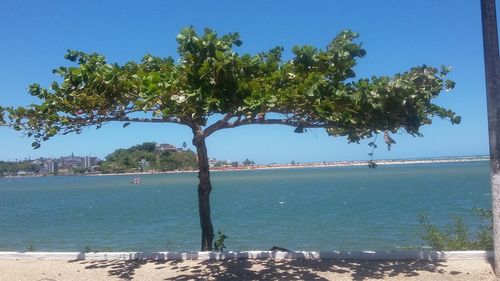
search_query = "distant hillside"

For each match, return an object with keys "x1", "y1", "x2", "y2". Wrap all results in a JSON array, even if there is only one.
[
  {"x1": 0, "y1": 161, "x2": 41, "y2": 177},
  {"x1": 98, "y1": 142, "x2": 197, "y2": 173}
]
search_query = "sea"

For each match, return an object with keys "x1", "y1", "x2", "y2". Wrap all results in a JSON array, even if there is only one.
[{"x1": 0, "y1": 160, "x2": 492, "y2": 252}]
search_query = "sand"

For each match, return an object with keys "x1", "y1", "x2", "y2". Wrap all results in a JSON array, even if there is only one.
[{"x1": 0, "y1": 258, "x2": 496, "y2": 281}]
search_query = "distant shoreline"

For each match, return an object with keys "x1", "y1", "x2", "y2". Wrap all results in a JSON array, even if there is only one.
[
  {"x1": 1, "y1": 156, "x2": 489, "y2": 179},
  {"x1": 87, "y1": 156, "x2": 491, "y2": 177}
]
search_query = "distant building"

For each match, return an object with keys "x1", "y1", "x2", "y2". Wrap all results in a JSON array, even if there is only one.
[
  {"x1": 46, "y1": 160, "x2": 58, "y2": 174},
  {"x1": 39, "y1": 159, "x2": 58, "y2": 175},
  {"x1": 208, "y1": 158, "x2": 217, "y2": 168},
  {"x1": 155, "y1": 143, "x2": 180, "y2": 152},
  {"x1": 138, "y1": 159, "x2": 150, "y2": 171},
  {"x1": 58, "y1": 154, "x2": 85, "y2": 169},
  {"x1": 84, "y1": 156, "x2": 98, "y2": 169}
]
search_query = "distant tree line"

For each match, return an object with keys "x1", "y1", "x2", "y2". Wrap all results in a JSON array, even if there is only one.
[
  {"x1": 0, "y1": 161, "x2": 41, "y2": 177},
  {"x1": 212, "y1": 158, "x2": 255, "y2": 168}
]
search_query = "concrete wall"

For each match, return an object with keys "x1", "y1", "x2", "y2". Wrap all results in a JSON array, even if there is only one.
[{"x1": 0, "y1": 250, "x2": 493, "y2": 261}]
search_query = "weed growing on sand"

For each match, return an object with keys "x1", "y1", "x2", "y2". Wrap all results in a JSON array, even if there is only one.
[
  {"x1": 82, "y1": 246, "x2": 94, "y2": 253},
  {"x1": 214, "y1": 229, "x2": 228, "y2": 252}
]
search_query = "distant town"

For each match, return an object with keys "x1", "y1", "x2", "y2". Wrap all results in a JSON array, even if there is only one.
[
  {"x1": 0, "y1": 154, "x2": 99, "y2": 177},
  {"x1": 0, "y1": 143, "x2": 184, "y2": 177},
  {"x1": 0, "y1": 142, "x2": 258, "y2": 177}
]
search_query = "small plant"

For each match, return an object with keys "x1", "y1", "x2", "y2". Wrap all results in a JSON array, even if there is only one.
[
  {"x1": 213, "y1": 229, "x2": 228, "y2": 252},
  {"x1": 419, "y1": 208, "x2": 493, "y2": 250},
  {"x1": 83, "y1": 246, "x2": 94, "y2": 253}
]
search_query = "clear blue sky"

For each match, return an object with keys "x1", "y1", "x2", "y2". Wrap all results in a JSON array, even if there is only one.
[{"x1": 0, "y1": 0, "x2": 492, "y2": 163}]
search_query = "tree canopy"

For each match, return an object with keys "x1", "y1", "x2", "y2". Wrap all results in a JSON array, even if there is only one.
[{"x1": 0, "y1": 27, "x2": 459, "y2": 147}]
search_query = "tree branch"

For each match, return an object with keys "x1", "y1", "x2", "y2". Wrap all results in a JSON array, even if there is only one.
[
  {"x1": 203, "y1": 113, "x2": 234, "y2": 137},
  {"x1": 99, "y1": 116, "x2": 185, "y2": 124},
  {"x1": 204, "y1": 116, "x2": 337, "y2": 137},
  {"x1": 231, "y1": 118, "x2": 329, "y2": 128}
]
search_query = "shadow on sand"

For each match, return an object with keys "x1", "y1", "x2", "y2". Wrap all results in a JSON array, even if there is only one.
[{"x1": 69, "y1": 258, "x2": 457, "y2": 280}]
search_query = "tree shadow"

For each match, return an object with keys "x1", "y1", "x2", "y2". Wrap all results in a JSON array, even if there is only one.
[
  {"x1": 162, "y1": 259, "x2": 449, "y2": 281},
  {"x1": 69, "y1": 259, "x2": 147, "y2": 280},
  {"x1": 70, "y1": 257, "x2": 456, "y2": 280},
  {"x1": 486, "y1": 257, "x2": 496, "y2": 272}
]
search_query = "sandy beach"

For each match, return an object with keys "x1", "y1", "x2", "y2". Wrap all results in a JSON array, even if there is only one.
[{"x1": 0, "y1": 258, "x2": 495, "y2": 281}]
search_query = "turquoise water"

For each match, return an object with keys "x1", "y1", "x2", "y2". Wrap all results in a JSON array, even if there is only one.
[{"x1": 0, "y1": 161, "x2": 491, "y2": 251}]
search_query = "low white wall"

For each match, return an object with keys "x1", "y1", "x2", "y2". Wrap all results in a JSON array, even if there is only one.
[{"x1": 0, "y1": 250, "x2": 493, "y2": 261}]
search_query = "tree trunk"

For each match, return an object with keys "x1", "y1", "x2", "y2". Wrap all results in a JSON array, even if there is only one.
[
  {"x1": 193, "y1": 131, "x2": 214, "y2": 251},
  {"x1": 481, "y1": 0, "x2": 500, "y2": 276}
]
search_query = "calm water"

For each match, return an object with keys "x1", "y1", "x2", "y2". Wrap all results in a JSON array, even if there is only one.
[{"x1": 0, "y1": 161, "x2": 491, "y2": 252}]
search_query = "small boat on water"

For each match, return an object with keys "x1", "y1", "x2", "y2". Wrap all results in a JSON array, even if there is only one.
[{"x1": 130, "y1": 177, "x2": 141, "y2": 184}]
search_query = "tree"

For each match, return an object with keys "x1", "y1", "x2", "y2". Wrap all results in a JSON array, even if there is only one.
[
  {"x1": 0, "y1": 27, "x2": 459, "y2": 250},
  {"x1": 213, "y1": 160, "x2": 228, "y2": 168},
  {"x1": 242, "y1": 158, "x2": 255, "y2": 166},
  {"x1": 135, "y1": 142, "x2": 157, "y2": 152}
]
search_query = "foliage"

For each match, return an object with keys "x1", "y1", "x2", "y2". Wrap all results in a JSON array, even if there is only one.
[
  {"x1": 158, "y1": 149, "x2": 198, "y2": 171},
  {"x1": 214, "y1": 229, "x2": 228, "y2": 252},
  {"x1": 99, "y1": 142, "x2": 197, "y2": 173},
  {"x1": 419, "y1": 208, "x2": 493, "y2": 250},
  {"x1": 72, "y1": 167, "x2": 89, "y2": 174},
  {"x1": 82, "y1": 246, "x2": 94, "y2": 253},
  {"x1": 213, "y1": 160, "x2": 229, "y2": 168},
  {"x1": 131, "y1": 142, "x2": 157, "y2": 152},
  {"x1": 242, "y1": 159, "x2": 255, "y2": 166},
  {"x1": 1, "y1": 27, "x2": 459, "y2": 148},
  {"x1": 0, "y1": 160, "x2": 42, "y2": 176}
]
